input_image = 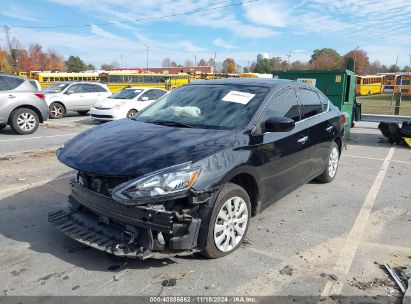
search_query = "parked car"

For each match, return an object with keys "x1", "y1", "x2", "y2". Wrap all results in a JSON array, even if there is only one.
[
  {"x1": 50, "y1": 78, "x2": 344, "y2": 259},
  {"x1": 0, "y1": 74, "x2": 48, "y2": 135},
  {"x1": 90, "y1": 87, "x2": 167, "y2": 121},
  {"x1": 43, "y1": 82, "x2": 111, "y2": 119}
]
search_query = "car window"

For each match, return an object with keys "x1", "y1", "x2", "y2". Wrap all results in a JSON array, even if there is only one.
[
  {"x1": 84, "y1": 84, "x2": 106, "y2": 92},
  {"x1": 264, "y1": 88, "x2": 300, "y2": 121},
  {"x1": 2, "y1": 76, "x2": 24, "y2": 90},
  {"x1": 0, "y1": 77, "x2": 8, "y2": 91},
  {"x1": 154, "y1": 89, "x2": 166, "y2": 99},
  {"x1": 29, "y1": 80, "x2": 39, "y2": 90},
  {"x1": 93, "y1": 85, "x2": 108, "y2": 92},
  {"x1": 67, "y1": 84, "x2": 84, "y2": 94},
  {"x1": 139, "y1": 90, "x2": 158, "y2": 101},
  {"x1": 298, "y1": 88, "x2": 324, "y2": 119}
]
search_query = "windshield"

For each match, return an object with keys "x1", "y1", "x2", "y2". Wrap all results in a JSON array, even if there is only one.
[
  {"x1": 136, "y1": 84, "x2": 269, "y2": 129},
  {"x1": 43, "y1": 83, "x2": 70, "y2": 93},
  {"x1": 109, "y1": 89, "x2": 142, "y2": 99}
]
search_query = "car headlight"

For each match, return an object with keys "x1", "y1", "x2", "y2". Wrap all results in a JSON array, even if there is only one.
[{"x1": 112, "y1": 162, "x2": 200, "y2": 202}]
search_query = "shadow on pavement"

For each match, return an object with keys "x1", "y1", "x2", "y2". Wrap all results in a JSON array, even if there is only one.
[{"x1": 0, "y1": 173, "x2": 175, "y2": 272}]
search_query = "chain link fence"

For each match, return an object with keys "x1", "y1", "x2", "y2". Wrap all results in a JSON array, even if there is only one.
[{"x1": 356, "y1": 84, "x2": 411, "y2": 116}]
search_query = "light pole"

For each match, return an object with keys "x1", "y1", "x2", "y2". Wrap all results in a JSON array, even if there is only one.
[{"x1": 145, "y1": 44, "x2": 149, "y2": 70}]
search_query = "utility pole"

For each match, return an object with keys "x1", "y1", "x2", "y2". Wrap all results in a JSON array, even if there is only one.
[
  {"x1": 4, "y1": 25, "x2": 16, "y2": 72},
  {"x1": 120, "y1": 54, "x2": 123, "y2": 68},
  {"x1": 145, "y1": 44, "x2": 149, "y2": 70},
  {"x1": 408, "y1": 55, "x2": 411, "y2": 76},
  {"x1": 125, "y1": 55, "x2": 128, "y2": 69},
  {"x1": 194, "y1": 55, "x2": 197, "y2": 67},
  {"x1": 214, "y1": 52, "x2": 217, "y2": 72}
]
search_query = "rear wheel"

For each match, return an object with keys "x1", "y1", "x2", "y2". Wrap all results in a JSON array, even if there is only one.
[
  {"x1": 49, "y1": 102, "x2": 65, "y2": 119},
  {"x1": 315, "y1": 141, "x2": 339, "y2": 183},
  {"x1": 202, "y1": 183, "x2": 251, "y2": 258},
  {"x1": 127, "y1": 109, "x2": 138, "y2": 118},
  {"x1": 10, "y1": 108, "x2": 39, "y2": 135}
]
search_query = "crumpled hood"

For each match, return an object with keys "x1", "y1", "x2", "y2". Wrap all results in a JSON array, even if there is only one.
[
  {"x1": 94, "y1": 98, "x2": 127, "y2": 108},
  {"x1": 57, "y1": 119, "x2": 236, "y2": 176}
]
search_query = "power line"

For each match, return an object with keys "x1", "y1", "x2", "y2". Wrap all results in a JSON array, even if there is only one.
[{"x1": 3, "y1": 0, "x2": 261, "y2": 29}]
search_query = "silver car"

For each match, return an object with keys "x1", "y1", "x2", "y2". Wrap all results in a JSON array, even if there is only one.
[
  {"x1": 0, "y1": 74, "x2": 49, "y2": 135},
  {"x1": 43, "y1": 82, "x2": 111, "y2": 119}
]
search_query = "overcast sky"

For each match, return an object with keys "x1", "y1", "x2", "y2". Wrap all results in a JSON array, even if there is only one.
[{"x1": 1, "y1": 0, "x2": 411, "y2": 68}]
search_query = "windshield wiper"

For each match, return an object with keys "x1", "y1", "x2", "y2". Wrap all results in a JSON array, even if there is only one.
[{"x1": 147, "y1": 120, "x2": 202, "y2": 128}]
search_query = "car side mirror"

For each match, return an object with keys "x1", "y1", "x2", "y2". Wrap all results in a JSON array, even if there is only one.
[
  {"x1": 141, "y1": 96, "x2": 149, "y2": 101},
  {"x1": 263, "y1": 116, "x2": 295, "y2": 133}
]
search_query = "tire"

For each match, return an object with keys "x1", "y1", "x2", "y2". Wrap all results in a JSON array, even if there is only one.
[
  {"x1": 315, "y1": 141, "x2": 339, "y2": 183},
  {"x1": 49, "y1": 102, "x2": 65, "y2": 119},
  {"x1": 77, "y1": 111, "x2": 88, "y2": 115},
  {"x1": 127, "y1": 109, "x2": 138, "y2": 119},
  {"x1": 202, "y1": 183, "x2": 251, "y2": 259},
  {"x1": 10, "y1": 108, "x2": 39, "y2": 135}
]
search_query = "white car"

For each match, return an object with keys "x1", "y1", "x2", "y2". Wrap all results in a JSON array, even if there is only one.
[
  {"x1": 90, "y1": 87, "x2": 167, "y2": 121},
  {"x1": 43, "y1": 82, "x2": 111, "y2": 119}
]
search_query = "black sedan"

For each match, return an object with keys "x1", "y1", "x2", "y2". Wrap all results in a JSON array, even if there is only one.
[{"x1": 49, "y1": 78, "x2": 344, "y2": 259}]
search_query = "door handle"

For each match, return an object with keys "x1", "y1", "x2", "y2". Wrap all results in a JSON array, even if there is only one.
[
  {"x1": 326, "y1": 126, "x2": 333, "y2": 132},
  {"x1": 8, "y1": 95, "x2": 16, "y2": 99},
  {"x1": 297, "y1": 136, "x2": 309, "y2": 144}
]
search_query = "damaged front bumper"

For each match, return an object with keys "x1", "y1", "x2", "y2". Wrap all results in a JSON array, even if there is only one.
[{"x1": 49, "y1": 180, "x2": 205, "y2": 260}]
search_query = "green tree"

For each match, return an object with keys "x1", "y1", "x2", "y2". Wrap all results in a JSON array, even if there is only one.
[
  {"x1": 253, "y1": 57, "x2": 283, "y2": 73},
  {"x1": 65, "y1": 55, "x2": 92, "y2": 72}
]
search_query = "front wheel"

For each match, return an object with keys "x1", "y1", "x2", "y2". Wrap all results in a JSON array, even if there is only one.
[
  {"x1": 127, "y1": 109, "x2": 138, "y2": 118},
  {"x1": 315, "y1": 141, "x2": 339, "y2": 183},
  {"x1": 10, "y1": 108, "x2": 39, "y2": 135},
  {"x1": 202, "y1": 183, "x2": 251, "y2": 258}
]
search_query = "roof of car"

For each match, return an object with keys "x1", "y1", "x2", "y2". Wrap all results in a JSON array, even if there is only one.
[
  {"x1": 190, "y1": 77, "x2": 295, "y2": 88},
  {"x1": 123, "y1": 87, "x2": 165, "y2": 90}
]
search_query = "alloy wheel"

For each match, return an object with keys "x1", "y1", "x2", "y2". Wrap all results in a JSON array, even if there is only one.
[
  {"x1": 214, "y1": 196, "x2": 248, "y2": 252},
  {"x1": 328, "y1": 146, "x2": 339, "y2": 178},
  {"x1": 17, "y1": 112, "x2": 36, "y2": 131},
  {"x1": 51, "y1": 105, "x2": 63, "y2": 118}
]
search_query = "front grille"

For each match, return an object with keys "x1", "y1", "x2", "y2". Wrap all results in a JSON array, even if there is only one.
[
  {"x1": 77, "y1": 171, "x2": 131, "y2": 196},
  {"x1": 91, "y1": 114, "x2": 113, "y2": 119}
]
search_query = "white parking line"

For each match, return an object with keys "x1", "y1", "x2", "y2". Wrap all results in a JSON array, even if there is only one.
[
  {"x1": 343, "y1": 154, "x2": 411, "y2": 165},
  {"x1": 321, "y1": 147, "x2": 395, "y2": 297},
  {"x1": 44, "y1": 121, "x2": 79, "y2": 127},
  {"x1": 0, "y1": 133, "x2": 78, "y2": 143}
]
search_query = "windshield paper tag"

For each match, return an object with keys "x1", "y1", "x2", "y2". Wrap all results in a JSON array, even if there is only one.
[{"x1": 222, "y1": 91, "x2": 255, "y2": 104}]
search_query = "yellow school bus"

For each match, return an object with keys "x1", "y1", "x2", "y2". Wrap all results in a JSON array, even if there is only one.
[
  {"x1": 34, "y1": 72, "x2": 100, "y2": 89},
  {"x1": 99, "y1": 72, "x2": 191, "y2": 93},
  {"x1": 394, "y1": 75, "x2": 411, "y2": 95},
  {"x1": 355, "y1": 75, "x2": 383, "y2": 95}
]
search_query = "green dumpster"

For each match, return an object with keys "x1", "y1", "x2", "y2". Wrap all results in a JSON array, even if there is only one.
[{"x1": 271, "y1": 69, "x2": 355, "y2": 139}]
